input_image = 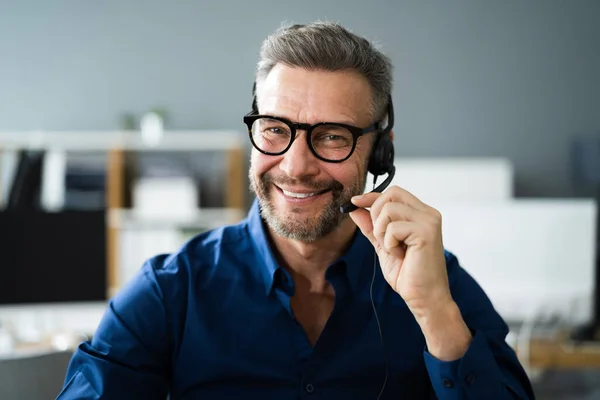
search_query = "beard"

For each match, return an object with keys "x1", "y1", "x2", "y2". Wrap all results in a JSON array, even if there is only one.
[{"x1": 249, "y1": 169, "x2": 366, "y2": 243}]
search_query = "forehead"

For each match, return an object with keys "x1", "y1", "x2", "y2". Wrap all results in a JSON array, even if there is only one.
[{"x1": 256, "y1": 64, "x2": 373, "y2": 125}]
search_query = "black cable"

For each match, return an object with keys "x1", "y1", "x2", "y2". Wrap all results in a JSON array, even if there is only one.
[
  {"x1": 369, "y1": 175, "x2": 389, "y2": 399},
  {"x1": 371, "y1": 248, "x2": 389, "y2": 400}
]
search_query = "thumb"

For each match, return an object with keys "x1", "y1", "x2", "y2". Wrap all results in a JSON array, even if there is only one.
[{"x1": 348, "y1": 208, "x2": 376, "y2": 246}]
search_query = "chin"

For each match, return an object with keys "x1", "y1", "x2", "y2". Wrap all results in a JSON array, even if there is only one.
[{"x1": 261, "y1": 199, "x2": 343, "y2": 243}]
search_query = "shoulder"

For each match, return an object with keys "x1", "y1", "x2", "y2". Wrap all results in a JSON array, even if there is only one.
[
  {"x1": 98, "y1": 219, "x2": 257, "y2": 358},
  {"x1": 443, "y1": 248, "x2": 492, "y2": 307},
  {"x1": 443, "y1": 249, "x2": 460, "y2": 276},
  {"x1": 443, "y1": 249, "x2": 470, "y2": 285},
  {"x1": 443, "y1": 249, "x2": 504, "y2": 320},
  {"x1": 135, "y1": 219, "x2": 255, "y2": 300},
  {"x1": 147, "y1": 219, "x2": 252, "y2": 280}
]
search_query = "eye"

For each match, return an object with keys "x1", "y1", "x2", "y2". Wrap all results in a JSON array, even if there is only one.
[
  {"x1": 255, "y1": 118, "x2": 291, "y2": 136},
  {"x1": 311, "y1": 126, "x2": 354, "y2": 148},
  {"x1": 266, "y1": 127, "x2": 286, "y2": 135}
]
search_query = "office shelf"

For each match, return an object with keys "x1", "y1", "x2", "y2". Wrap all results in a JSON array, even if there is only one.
[{"x1": 0, "y1": 130, "x2": 248, "y2": 298}]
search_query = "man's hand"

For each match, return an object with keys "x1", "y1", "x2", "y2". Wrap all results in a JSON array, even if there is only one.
[
  {"x1": 349, "y1": 186, "x2": 472, "y2": 361},
  {"x1": 349, "y1": 186, "x2": 449, "y2": 314}
]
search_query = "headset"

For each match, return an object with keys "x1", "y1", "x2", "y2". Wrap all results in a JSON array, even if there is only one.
[{"x1": 250, "y1": 83, "x2": 396, "y2": 214}]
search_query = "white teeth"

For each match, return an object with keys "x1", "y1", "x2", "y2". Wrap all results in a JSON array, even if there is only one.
[{"x1": 282, "y1": 189, "x2": 318, "y2": 199}]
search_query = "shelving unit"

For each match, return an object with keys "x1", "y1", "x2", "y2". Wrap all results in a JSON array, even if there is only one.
[{"x1": 0, "y1": 130, "x2": 248, "y2": 297}]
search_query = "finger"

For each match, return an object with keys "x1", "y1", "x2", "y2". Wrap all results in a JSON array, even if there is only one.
[
  {"x1": 382, "y1": 221, "x2": 412, "y2": 262},
  {"x1": 348, "y1": 208, "x2": 376, "y2": 246},
  {"x1": 385, "y1": 186, "x2": 429, "y2": 211},
  {"x1": 374, "y1": 201, "x2": 440, "y2": 232},
  {"x1": 372, "y1": 203, "x2": 419, "y2": 244},
  {"x1": 370, "y1": 186, "x2": 439, "y2": 220},
  {"x1": 350, "y1": 192, "x2": 382, "y2": 209},
  {"x1": 369, "y1": 186, "x2": 429, "y2": 223},
  {"x1": 384, "y1": 220, "x2": 416, "y2": 253}
]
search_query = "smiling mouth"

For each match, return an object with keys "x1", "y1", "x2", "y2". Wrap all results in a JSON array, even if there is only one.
[{"x1": 277, "y1": 187, "x2": 330, "y2": 199}]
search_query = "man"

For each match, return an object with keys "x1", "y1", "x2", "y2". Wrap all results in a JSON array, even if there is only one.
[{"x1": 58, "y1": 22, "x2": 534, "y2": 399}]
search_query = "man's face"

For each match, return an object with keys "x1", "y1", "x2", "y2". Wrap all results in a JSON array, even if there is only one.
[{"x1": 249, "y1": 64, "x2": 374, "y2": 242}]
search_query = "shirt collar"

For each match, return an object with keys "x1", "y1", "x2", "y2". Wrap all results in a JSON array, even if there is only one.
[
  {"x1": 247, "y1": 198, "x2": 282, "y2": 295},
  {"x1": 246, "y1": 198, "x2": 375, "y2": 296}
]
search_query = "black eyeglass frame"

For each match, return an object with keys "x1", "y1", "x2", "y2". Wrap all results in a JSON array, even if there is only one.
[{"x1": 243, "y1": 113, "x2": 380, "y2": 163}]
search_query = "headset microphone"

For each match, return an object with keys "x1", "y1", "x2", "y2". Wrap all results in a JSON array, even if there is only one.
[{"x1": 339, "y1": 166, "x2": 396, "y2": 213}]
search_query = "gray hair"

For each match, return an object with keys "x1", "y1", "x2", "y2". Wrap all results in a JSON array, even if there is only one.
[{"x1": 255, "y1": 21, "x2": 393, "y2": 122}]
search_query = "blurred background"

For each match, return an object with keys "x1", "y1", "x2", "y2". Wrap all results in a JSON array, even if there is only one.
[{"x1": 0, "y1": 0, "x2": 598, "y2": 398}]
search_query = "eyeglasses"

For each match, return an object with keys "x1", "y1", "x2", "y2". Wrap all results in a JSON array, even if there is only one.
[{"x1": 243, "y1": 113, "x2": 380, "y2": 163}]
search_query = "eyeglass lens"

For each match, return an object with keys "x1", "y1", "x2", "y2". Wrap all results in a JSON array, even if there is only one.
[{"x1": 251, "y1": 118, "x2": 354, "y2": 161}]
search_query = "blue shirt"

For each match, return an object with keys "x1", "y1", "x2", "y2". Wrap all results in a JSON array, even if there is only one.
[{"x1": 58, "y1": 199, "x2": 534, "y2": 399}]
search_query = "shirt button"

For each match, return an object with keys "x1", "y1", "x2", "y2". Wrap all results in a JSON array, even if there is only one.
[
  {"x1": 442, "y1": 378, "x2": 454, "y2": 388},
  {"x1": 465, "y1": 373, "x2": 476, "y2": 385},
  {"x1": 305, "y1": 383, "x2": 315, "y2": 393}
]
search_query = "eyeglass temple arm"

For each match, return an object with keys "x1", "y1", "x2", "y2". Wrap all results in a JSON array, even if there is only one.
[{"x1": 252, "y1": 83, "x2": 258, "y2": 112}]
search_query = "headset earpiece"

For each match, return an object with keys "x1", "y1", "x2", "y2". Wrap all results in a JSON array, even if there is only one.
[
  {"x1": 367, "y1": 96, "x2": 395, "y2": 176},
  {"x1": 368, "y1": 132, "x2": 395, "y2": 176}
]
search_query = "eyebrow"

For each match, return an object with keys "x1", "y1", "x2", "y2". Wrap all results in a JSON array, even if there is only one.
[{"x1": 258, "y1": 112, "x2": 359, "y2": 127}]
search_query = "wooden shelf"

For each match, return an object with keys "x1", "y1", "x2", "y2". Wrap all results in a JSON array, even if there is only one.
[
  {"x1": 0, "y1": 130, "x2": 248, "y2": 299},
  {"x1": 106, "y1": 149, "x2": 125, "y2": 297},
  {"x1": 516, "y1": 332, "x2": 600, "y2": 369}
]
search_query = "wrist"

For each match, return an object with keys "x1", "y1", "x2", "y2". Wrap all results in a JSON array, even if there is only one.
[
  {"x1": 408, "y1": 291, "x2": 454, "y2": 321},
  {"x1": 416, "y1": 301, "x2": 472, "y2": 361}
]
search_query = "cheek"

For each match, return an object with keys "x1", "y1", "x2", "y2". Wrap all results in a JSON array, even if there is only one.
[
  {"x1": 326, "y1": 164, "x2": 361, "y2": 187},
  {"x1": 250, "y1": 152, "x2": 280, "y2": 177},
  {"x1": 353, "y1": 146, "x2": 372, "y2": 177}
]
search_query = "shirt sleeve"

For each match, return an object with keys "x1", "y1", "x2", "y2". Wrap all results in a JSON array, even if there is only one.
[
  {"x1": 422, "y1": 251, "x2": 535, "y2": 400},
  {"x1": 57, "y1": 258, "x2": 171, "y2": 399}
]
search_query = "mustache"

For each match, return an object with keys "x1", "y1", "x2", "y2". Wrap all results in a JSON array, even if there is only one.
[{"x1": 261, "y1": 173, "x2": 344, "y2": 193}]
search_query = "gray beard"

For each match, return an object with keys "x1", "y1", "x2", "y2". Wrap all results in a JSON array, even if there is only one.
[{"x1": 249, "y1": 170, "x2": 366, "y2": 243}]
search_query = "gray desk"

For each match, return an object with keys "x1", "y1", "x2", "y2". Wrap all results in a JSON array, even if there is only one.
[{"x1": 0, "y1": 350, "x2": 73, "y2": 400}]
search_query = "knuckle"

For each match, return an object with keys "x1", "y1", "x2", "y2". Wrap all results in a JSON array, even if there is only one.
[
  {"x1": 380, "y1": 202, "x2": 394, "y2": 217},
  {"x1": 373, "y1": 219, "x2": 386, "y2": 238},
  {"x1": 387, "y1": 185, "x2": 401, "y2": 194},
  {"x1": 385, "y1": 186, "x2": 401, "y2": 200},
  {"x1": 423, "y1": 220, "x2": 441, "y2": 241},
  {"x1": 430, "y1": 208, "x2": 442, "y2": 222}
]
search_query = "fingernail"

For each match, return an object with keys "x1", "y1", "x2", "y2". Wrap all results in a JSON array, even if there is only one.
[{"x1": 351, "y1": 195, "x2": 363, "y2": 203}]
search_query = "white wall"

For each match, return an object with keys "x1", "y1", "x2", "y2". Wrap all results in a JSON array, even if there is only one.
[
  {"x1": 377, "y1": 157, "x2": 514, "y2": 206},
  {"x1": 439, "y1": 200, "x2": 597, "y2": 324}
]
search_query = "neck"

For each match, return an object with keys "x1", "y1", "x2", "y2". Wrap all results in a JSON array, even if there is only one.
[{"x1": 268, "y1": 217, "x2": 357, "y2": 291}]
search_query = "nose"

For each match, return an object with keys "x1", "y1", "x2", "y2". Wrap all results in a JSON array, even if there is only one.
[{"x1": 278, "y1": 131, "x2": 320, "y2": 179}]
